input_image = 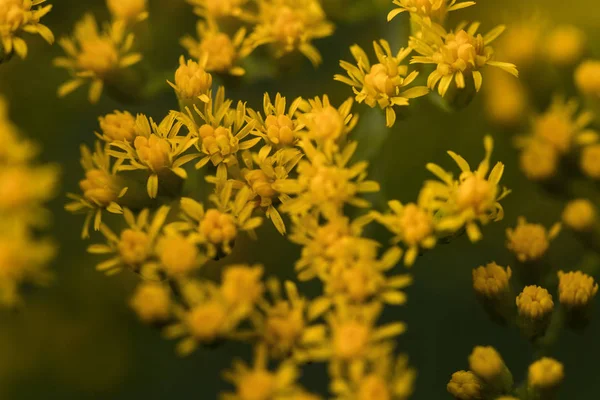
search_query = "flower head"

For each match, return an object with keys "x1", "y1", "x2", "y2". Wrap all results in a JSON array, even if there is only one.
[
  {"x1": 506, "y1": 217, "x2": 561, "y2": 263},
  {"x1": 0, "y1": 0, "x2": 54, "y2": 60},
  {"x1": 575, "y1": 60, "x2": 600, "y2": 98},
  {"x1": 157, "y1": 232, "x2": 202, "y2": 277},
  {"x1": 247, "y1": 93, "x2": 303, "y2": 151},
  {"x1": 557, "y1": 270, "x2": 598, "y2": 308},
  {"x1": 519, "y1": 139, "x2": 559, "y2": 181},
  {"x1": 387, "y1": 0, "x2": 475, "y2": 24},
  {"x1": 528, "y1": 358, "x2": 564, "y2": 390},
  {"x1": 516, "y1": 286, "x2": 554, "y2": 319},
  {"x1": 447, "y1": 370, "x2": 482, "y2": 400},
  {"x1": 468, "y1": 346, "x2": 512, "y2": 391},
  {"x1": 220, "y1": 264, "x2": 265, "y2": 316},
  {"x1": 544, "y1": 25, "x2": 586, "y2": 67},
  {"x1": 169, "y1": 56, "x2": 213, "y2": 101},
  {"x1": 106, "y1": 0, "x2": 148, "y2": 24},
  {"x1": 129, "y1": 281, "x2": 171, "y2": 323},
  {"x1": 54, "y1": 14, "x2": 142, "y2": 103},
  {"x1": 98, "y1": 110, "x2": 139, "y2": 143},
  {"x1": 410, "y1": 21, "x2": 518, "y2": 97},
  {"x1": 187, "y1": 0, "x2": 249, "y2": 19},
  {"x1": 562, "y1": 199, "x2": 596, "y2": 232},
  {"x1": 472, "y1": 262, "x2": 512, "y2": 299},
  {"x1": 581, "y1": 144, "x2": 600, "y2": 179}
]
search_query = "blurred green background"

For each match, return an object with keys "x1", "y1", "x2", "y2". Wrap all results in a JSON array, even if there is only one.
[{"x1": 1, "y1": 0, "x2": 599, "y2": 398}]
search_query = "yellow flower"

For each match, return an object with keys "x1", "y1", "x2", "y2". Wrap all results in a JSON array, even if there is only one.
[
  {"x1": 181, "y1": 20, "x2": 247, "y2": 75},
  {"x1": 106, "y1": 0, "x2": 148, "y2": 24},
  {"x1": 447, "y1": 370, "x2": 482, "y2": 400},
  {"x1": 581, "y1": 143, "x2": 600, "y2": 179},
  {"x1": 575, "y1": 59, "x2": 600, "y2": 98},
  {"x1": 54, "y1": 14, "x2": 142, "y2": 103},
  {"x1": 129, "y1": 282, "x2": 172, "y2": 323},
  {"x1": 528, "y1": 358, "x2": 564, "y2": 390},
  {"x1": 506, "y1": 217, "x2": 561, "y2": 263},
  {"x1": 519, "y1": 139, "x2": 559, "y2": 182},
  {"x1": 495, "y1": 20, "x2": 544, "y2": 68},
  {"x1": 109, "y1": 113, "x2": 198, "y2": 198},
  {"x1": 387, "y1": 0, "x2": 475, "y2": 24},
  {"x1": 422, "y1": 135, "x2": 510, "y2": 242},
  {"x1": 516, "y1": 285, "x2": 554, "y2": 319},
  {"x1": 157, "y1": 232, "x2": 202, "y2": 277},
  {"x1": 0, "y1": 165, "x2": 58, "y2": 218},
  {"x1": 483, "y1": 70, "x2": 528, "y2": 127},
  {"x1": 335, "y1": 40, "x2": 429, "y2": 127},
  {"x1": 243, "y1": 0, "x2": 334, "y2": 66},
  {"x1": 562, "y1": 199, "x2": 596, "y2": 232},
  {"x1": 0, "y1": 229, "x2": 55, "y2": 306},
  {"x1": 220, "y1": 264, "x2": 265, "y2": 316},
  {"x1": 168, "y1": 55, "x2": 213, "y2": 101},
  {"x1": 0, "y1": 0, "x2": 54, "y2": 60},
  {"x1": 374, "y1": 200, "x2": 436, "y2": 266},
  {"x1": 0, "y1": 97, "x2": 38, "y2": 164},
  {"x1": 517, "y1": 97, "x2": 597, "y2": 155},
  {"x1": 65, "y1": 142, "x2": 126, "y2": 238},
  {"x1": 557, "y1": 270, "x2": 598, "y2": 308},
  {"x1": 87, "y1": 206, "x2": 170, "y2": 276},
  {"x1": 221, "y1": 345, "x2": 299, "y2": 400},
  {"x1": 98, "y1": 110, "x2": 140, "y2": 143},
  {"x1": 468, "y1": 346, "x2": 513, "y2": 391},
  {"x1": 410, "y1": 21, "x2": 518, "y2": 97},
  {"x1": 472, "y1": 262, "x2": 512, "y2": 299},
  {"x1": 276, "y1": 140, "x2": 380, "y2": 218},
  {"x1": 544, "y1": 25, "x2": 586, "y2": 67},
  {"x1": 247, "y1": 93, "x2": 303, "y2": 151},
  {"x1": 187, "y1": 0, "x2": 249, "y2": 19}
]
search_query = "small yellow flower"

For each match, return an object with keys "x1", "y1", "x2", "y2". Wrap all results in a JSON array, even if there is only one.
[
  {"x1": 54, "y1": 14, "x2": 142, "y2": 103},
  {"x1": 98, "y1": 110, "x2": 139, "y2": 143},
  {"x1": 468, "y1": 346, "x2": 512, "y2": 391},
  {"x1": 129, "y1": 282, "x2": 171, "y2": 323},
  {"x1": 472, "y1": 262, "x2": 512, "y2": 299},
  {"x1": 106, "y1": 0, "x2": 148, "y2": 24},
  {"x1": 516, "y1": 285, "x2": 554, "y2": 319},
  {"x1": 483, "y1": 70, "x2": 528, "y2": 127},
  {"x1": 495, "y1": 19, "x2": 544, "y2": 68},
  {"x1": 544, "y1": 25, "x2": 586, "y2": 67},
  {"x1": 575, "y1": 60, "x2": 600, "y2": 99},
  {"x1": 422, "y1": 135, "x2": 510, "y2": 242},
  {"x1": 181, "y1": 20, "x2": 247, "y2": 75},
  {"x1": 557, "y1": 270, "x2": 598, "y2": 308},
  {"x1": 387, "y1": 0, "x2": 475, "y2": 24},
  {"x1": 220, "y1": 264, "x2": 265, "y2": 316},
  {"x1": 519, "y1": 139, "x2": 559, "y2": 182},
  {"x1": 243, "y1": 0, "x2": 334, "y2": 66},
  {"x1": 447, "y1": 370, "x2": 482, "y2": 400},
  {"x1": 187, "y1": 0, "x2": 249, "y2": 19},
  {"x1": 157, "y1": 232, "x2": 202, "y2": 277},
  {"x1": 528, "y1": 358, "x2": 564, "y2": 390},
  {"x1": 0, "y1": 165, "x2": 58, "y2": 215},
  {"x1": 581, "y1": 144, "x2": 600, "y2": 180},
  {"x1": 335, "y1": 41, "x2": 429, "y2": 127},
  {"x1": 247, "y1": 93, "x2": 302, "y2": 151},
  {"x1": 0, "y1": 0, "x2": 54, "y2": 60},
  {"x1": 506, "y1": 217, "x2": 561, "y2": 263},
  {"x1": 169, "y1": 55, "x2": 213, "y2": 101},
  {"x1": 410, "y1": 21, "x2": 518, "y2": 97},
  {"x1": 562, "y1": 199, "x2": 596, "y2": 232}
]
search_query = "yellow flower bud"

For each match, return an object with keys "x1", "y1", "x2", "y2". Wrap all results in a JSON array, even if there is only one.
[
  {"x1": 265, "y1": 114, "x2": 295, "y2": 146},
  {"x1": 581, "y1": 144, "x2": 600, "y2": 179},
  {"x1": 186, "y1": 301, "x2": 228, "y2": 341},
  {"x1": 134, "y1": 135, "x2": 171, "y2": 172},
  {"x1": 200, "y1": 33, "x2": 236, "y2": 73},
  {"x1": 307, "y1": 106, "x2": 344, "y2": 142},
  {"x1": 237, "y1": 370, "x2": 276, "y2": 400},
  {"x1": 472, "y1": 262, "x2": 512, "y2": 299},
  {"x1": 333, "y1": 321, "x2": 370, "y2": 360},
  {"x1": 118, "y1": 229, "x2": 151, "y2": 266},
  {"x1": 468, "y1": 346, "x2": 512, "y2": 391},
  {"x1": 157, "y1": 235, "x2": 200, "y2": 276},
  {"x1": 447, "y1": 370, "x2": 483, "y2": 400},
  {"x1": 544, "y1": 25, "x2": 586, "y2": 66},
  {"x1": 557, "y1": 270, "x2": 598, "y2": 308},
  {"x1": 506, "y1": 218, "x2": 560, "y2": 263},
  {"x1": 357, "y1": 374, "x2": 391, "y2": 400},
  {"x1": 99, "y1": 111, "x2": 138, "y2": 142},
  {"x1": 129, "y1": 282, "x2": 171, "y2": 323},
  {"x1": 398, "y1": 203, "x2": 434, "y2": 246},
  {"x1": 528, "y1": 358, "x2": 564, "y2": 390},
  {"x1": 79, "y1": 169, "x2": 120, "y2": 207},
  {"x1": 220, "y1": 265, "x2": 264, "y2": 312},
  {"x1": 199, "y1": 209, "x2": 237, "y2": 244},
  {"x1": 575, "y1": 60, "x2": 600, "y2": 98},
  {"x1": 198, "y1": 124, "x2": 239, "y2": 160},
  {"x1": 245, "y1": 170, "x2": 277, "y2": 199},
  {"x1": 76, "y1": 38, "x2": 119, "y2": 76},
  {"x1": 516, "y1": 286, "x2": 554, "y2": 319},
  {"x1": 456, "y1": 175, "x2": 496, "y2": 214},
  {"x1": 106, "y1": 0, "x2": 147, "y2": 23},
  {"x1": 562, "y1": 199, "x2": 596, "y2": 232},
  {"x1": 174, "y1": 57, "x2": 212, "y2": 100},
  {"x1": 520, "y1": 140, "x2": 559, "y2": 181}
]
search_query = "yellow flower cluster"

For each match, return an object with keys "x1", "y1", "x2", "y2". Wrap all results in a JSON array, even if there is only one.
[
  {"x1": 54, "y1": 1, "x2": 147, "y2": 103},
  {"x1": 0, "y1": 97, "x2": 58, "y2": 306},
  {"x1": 0, "y1": 0, "x2": 53, "y2": 61}
]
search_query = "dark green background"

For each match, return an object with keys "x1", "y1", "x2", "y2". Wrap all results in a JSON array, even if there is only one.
[{"x1": 1, "y1": 0, "x2": 599, "y2": 398}]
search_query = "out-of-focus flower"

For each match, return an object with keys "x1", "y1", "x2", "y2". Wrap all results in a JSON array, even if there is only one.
[
  {"x1": 495, "y1": 19, "x2": 544, "y2": 68},
  {"x1": 447, "y1": 370, "x2": 482, "y2": 400},
  {"x1": 506, "y1": 217, "x2": 561, "y2": 263},
  {"x1": 544, "y1": 25, "x2": 586, "y2": 67},
  {"x1": 54, "y1": 14, "x2": 142, "y2": 103},
  {"x1": 422, "y1": 135, "x2": 510, "y2": 242},
  {"x1": 335, "y1": 40, "x2": 428, "y2": 127},
  {"x1": 0, "y1": 0, "x2": 54, "y2": 60},
  {"x1": 468, "y1": 346, "x2": 513, "y2": 393},
  {"x1": 106, "y1": 0, "x2": 148, "y2": 24},
  {"x1": 243, "y1": 0, "x2": 334, "y2": 66},
  {"x1": 516, "y1": 285, "x2": 553, "y2": 320},
  {"x1": 97, "y1": 110, "x2": 140, "y2": 143},
  {"x1": 528, "y1": 358, "x2": 564, "y2": 392},
  {"x1": 187, "y1": 0, "x2": 249, "y2": 20},
  {"x1": 562, "y1": 199, "x2": 596, "y2": 232},
  {"x1": 557, "y1": 270, "x2": 598, "y2": 309},
  {"x1": 220, "y1": 264, "x2": 265, "y2": 317},
  {"x1": 483, "y1": 70, "x2": 528, "y2": 127},
  {"x1": 157, "y1": 232, "x2": 203, "y2": 277},
  {"x1": 472, "y1": 262, "x2": 512, "y2": 299},
  {"x1": 581, "y1": 144, "x2": 600, "y2": 180},
  {"x1": 410, "y1": 21, "x2": 518, "y2": 97},
  {"x1": 129, "y1": 281, "x2": 172, "y2": 323},
  {"x1": 387, "y1": 0, "x2": 475, "y2": 24},
  {"x1": 575, "y1": 60, "x2": 600, "y2": 99},
  {"x1": 519, "y1": 139, "x2": 559, "y2": 182}
]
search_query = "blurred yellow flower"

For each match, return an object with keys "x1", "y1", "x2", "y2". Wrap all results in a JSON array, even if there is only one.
[
  {"x1": 562, "y1": 199, "x2": 596, "y2": 232},
  {"x1": 221, "y1": 264, "x2": 265, "y2": 316},
  {"x1": 106, "y1": 0, "x2": 148, "y2": 24},
  {"x1": 483, "y1": 70, "x2": 528, "y2": 127},
  {"x1": 519, "y1": 139, "x2": 559, "y2": 182},
  {"x1": 387, "y1": 0, "x2": 475, "y2": 24},
  {"x1": 0, "y1": 0, "x2": 54, "y2": 60},
  {"x1": 557, "y1": 270, "x2": 598, "y2": 308},
  {"x1": 506, "y1": 217, "x2": 561, "y2": 263},
  {"x1": 97, "y1": 110, "x2": 140, "y2": 143},
  {"x1": 187, "y1": 0, "x2": 249, "y2": 19},
  {"x1": 447, "y1": 370, "x2": 482, "y2": 400},
  {"x1": 575, "y1": 59, "x2": 600, "y2": 99},
  {"x1": 157, "y1": 232, "x2": 203, "y2": 277},
  {"x1": 468, "y1": 346, "x2": 512, "y2": 392},
  {"x1": 544, "y1": 25, "x2": 586, "y2": 67},
  {"x1": 516, "y1": 285, "x2": 553, "y2": 319},
  {"x1": 581, "y1": 143, "x2": 600, "y2": 180},
  {"x1": 528, "y1": 357, "x2": 564, "y2": 391},
  {"x1": 129, "y1": 281, "x2": 172, "y2": 323}
]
